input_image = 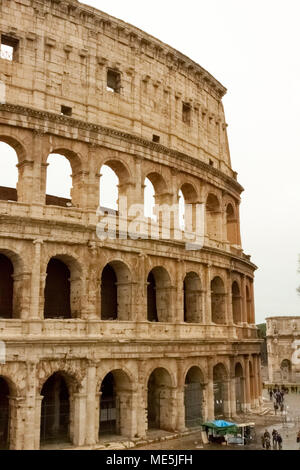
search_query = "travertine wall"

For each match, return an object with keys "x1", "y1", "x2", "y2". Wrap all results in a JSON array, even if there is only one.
[
  {"x1": 267, "y1": 316, "x2": 300, "y2": 384},
  {"x1": 0, "y1": 0, "x2": 262, "y2": 450}
]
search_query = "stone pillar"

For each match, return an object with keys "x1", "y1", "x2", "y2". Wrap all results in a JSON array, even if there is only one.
[
  {"x1": 176, "y1": 359, "x2": 186, "y2": 432},
  {"x1": 229, "y1": 357, "x2": 237, "y2": 417},
  {"x1": 136, "y1": 254, "x2": 148, "y2": 322},
  {"x1": 73, "y1": 393, "x2": 87, "y2": 447},
  {"x1": 226, "y1": 270, "x2": 233, "y2": 325},
  {"x1": 8, "y1": 396, "x2": 26, "y2": 450},
  {"x1": 137, "y1": 360, "x2": 147, "y2": 438},
  {"x1": 34, "y1": 396, "x2": 43, "y2": 450},
  {"x1": 13, "y1": 271, "x2": 31, "y2": 320},
  {"x1": 244, "y1": 357, "x2": 251, "y2": 411},
  {"x1": 206, "y1": 357, "x2": 214, "y2": 420},
  {"x1": 176, "y1": 260, "x2": 185, "y2": 324},
  {"x1": 30, "y1": 239, "x2": 43, "y2": 319},
  {"x1": 241, "y1": 275, "x2": 247, "y2": 324},
  {"x1": 85, "y1": 363, "x2": 97, "y2": 445},
  {"x1": 16, "y1": 160, "x2": 35, "y2": 204},
  {"x1": 204, "y1": 264, "x2": 212, "y2": 325},
  {"x1": 250, "y1": 281, "x2": 255, "y2": 324},
  {"x1": 223, "y1": 379, "x2": 232, "y2": 418},
  {"x1": 117, "y1": 389, "x2": 138, "y2": 438}
]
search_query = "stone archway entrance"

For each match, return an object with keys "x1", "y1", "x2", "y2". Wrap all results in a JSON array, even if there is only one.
[
  {"x1": 213, "y1": 364, "x2": 228, "y2": 418},
  {"x1": 0, "y1": 377, "x2": 10, "y2": 449},
  {"x1": 235, "y1": 363, "x2": 244, "y2": 414},
  {"x1": 147, "y1": 368, "x2": 173, "y2": 431},
  {"x1": 184, "y1": 367, "x2": 203, "y2": 428},
  {"x1": 99, "y1": 372, "x2": 118, "y2": 436},
  {"x1": 40, "y1": 373, "x2": 70, "y2": 445}
]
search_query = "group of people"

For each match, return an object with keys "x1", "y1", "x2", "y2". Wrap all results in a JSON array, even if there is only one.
[
  {"x1": 269, "y1": 388, "x2": 285, "y2": 415},
  {"x1": 261, "y1": 429, "x2": 283, "y2": 450}
]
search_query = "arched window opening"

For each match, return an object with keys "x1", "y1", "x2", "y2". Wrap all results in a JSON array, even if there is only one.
[
  {"x1": 40, "y1": 373, "x2": 70, "y2": 445},
  {"x1": 0, "y1": 377, "x2": 10, "y2": 449},
  {"x1": 213, "y1": 364, "x2": 228, "y2": 418},
  {"x1": 184, "y1": 367, "x2": 203, "y2": 428},
  {"x1": 147, "y1": 267, "x2": 171, "y2": 323},
  {"x1": 235, "y1": 363, "x2": 244, "y2": 414},
  {"x1": 232, "y1": 281, "x2": 242, "y2": 324},
  {"x1": 46, "y1": 154, "x2": 72, "y2": 207},
  {"x1": 100, "y1": 373, "x2": 117, "y2": 436},
  {"x1": 226, "y1": 204, "x2": 238, "y2": 245},
  {"x1": 211, "y1": 277, "x2": 226, "y2": 324},
  {"x1": 144, "y1": 177, "x2": 156, "y2": 220},
  {"x1": 0, "y1": 254, "x2": 14, "y2": 319},
  {"x1": 184, "y1": 272, "x2": 202, "y2": 323},
  {"x1": 147, "y1": 368, "x2": 173, "y2": 431},
  {"x1": 0, "y1": 142, "x2": 18, "y2": 202},
  {"x1": 100, "y1": 165, "x2": 119, "y2": 212},
  {"x1": 206, "y1": 194, "x2": 221, "y2": 240},
  {"x1": 99, "y1": 370, "x2": 132, "y2": 439},
  {"x1": 178, "y1": 190, "x2": 185, "y2": 230},
  {"x1": 44, "y1": 259, "x2": 71, "y2": 319},
  {"x1": 101, "y1": 264, "x2": 117, "y2": 320}
]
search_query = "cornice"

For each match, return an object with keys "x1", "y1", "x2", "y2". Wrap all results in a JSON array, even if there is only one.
[{"x1": 0, "y1": 103, "x2": 244, "y2": 195}]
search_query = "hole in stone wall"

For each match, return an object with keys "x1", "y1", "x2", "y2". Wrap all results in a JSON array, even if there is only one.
[
  {"x1": 182, "y1": 102, "x2": 191, "y2": 124},
  {"x1": 0, "y1": 35, "x2": 19, "y2": 61},
  {"x1": 107, "y1": 69, "x2": 121, "y2": 93},
  {"x1": 61, "y1": 105, "x2": 72, "y2": 116},
  {"x1": 0, "y1": 142, "x2": 18, "y2": 202},
  {"x1": 152, "y1": 135, "x2": 160, "y2": 143}
]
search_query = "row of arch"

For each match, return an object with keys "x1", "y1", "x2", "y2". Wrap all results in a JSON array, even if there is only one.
[
  {"x1": 0, "y1": 139, "x2": 240, "y2": 244},
  {"x1": 0, "y1": 252, "x2": 254, "y2": 324},
  {"x1": 0, "y1": 360, "x2": 259, "y2": 449}
]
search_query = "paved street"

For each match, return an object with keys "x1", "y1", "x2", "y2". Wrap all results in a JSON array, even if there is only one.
[{"x1": 137, "y1": 390, "x2": 300, "y2": 451}]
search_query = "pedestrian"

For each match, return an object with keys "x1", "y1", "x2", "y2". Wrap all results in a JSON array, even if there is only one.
[
  {"x1": 280, "y1": 403, "x2": 284, "y2": 414},
  {"x1": 274, "y1": 401, "x2": 278, "y2": 415},
  {"x1": 265, "y1": 436, "x2": 271, "y2": 450},
  {"x1": 269, "y1": 389, "x2": 273, "y2": 400},
  {"x1": 261, "y1": 435, "x2": 265, "y2": 449},
  {"x1": 276, "y1": 433, "x2": 283, "y2": 450},
  {"x1": 272, "y1": 429, "x2": 278, "y2": 449}
]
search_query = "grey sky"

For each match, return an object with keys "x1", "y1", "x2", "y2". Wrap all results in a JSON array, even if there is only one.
[{"x1": 2, "y1": 0, "x2": 299, "y2": 324}]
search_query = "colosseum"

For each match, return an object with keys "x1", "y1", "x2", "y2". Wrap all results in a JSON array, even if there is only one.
[{"x1": 0, "y1": 0, "x2": 262, "y2": 450}]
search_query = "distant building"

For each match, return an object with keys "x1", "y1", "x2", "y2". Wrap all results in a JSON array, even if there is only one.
[{"x1": 266, "y1": 316, "x2": 300, "y2": 384}]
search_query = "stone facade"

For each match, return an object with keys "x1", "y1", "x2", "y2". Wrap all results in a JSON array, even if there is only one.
[
  {"x1": 266, "y1": 316, "x2": 300, "y2": 385},
  {"x1": 0, "y1": 0, "x2": 262, "y2": 450}
]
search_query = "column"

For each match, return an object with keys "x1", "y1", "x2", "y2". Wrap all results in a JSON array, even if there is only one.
[
  {"x1": 176, "y1": 260, "x2": 185, "y2": 324},
  {"x1": 176, "y1": 359, "x2": 187, "y2": 432},
  {"x1": 206, "y1": 357, "x2": 214, "y2": 420},
  {"x1": 226, "y1": 270, "x2": 233, "y2": 325},
  {"x1": 229, "y1": 358, "x2": 237, "y2": 417},
  {"x1": 73, "y1": 393, "x2": 87, "y2": 447},
  {"x1": 8, "y1": 396, "x2": 27, "y2": 450},
  {"x1": 250, "y1": 281, "x2": 255, "y2": 324},
  {"x1": 85, "y1": 363, "x2": 97, "y2": 445},
  {"x1": 244, "y1": 356, "x2": 251, "y2": 411},
  {"x1": 241, "y1": 275, "x2": 247, "y2": 324},
  {"x1": 204, "y1": 264, "x2": 212, "y2": 325},
  {"x1": 30, "y1": 239, "x2": 43, "y2": 320}
]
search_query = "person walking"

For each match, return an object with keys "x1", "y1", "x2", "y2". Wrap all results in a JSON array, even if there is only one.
[
  {"x1": 269, "y1": 389, "x2": 273, "y2": 400},
  {"x1": 274, "y1": 401, "x2": 278, "y2": 415},
  {"x1": 272, "y1": 429, "x2": 278, "y2": 449},
  {"x1": 276, "y1": 433, "x2": 283, "y2": 450},
  {"x1": 265, "y1": 436, "x2": 271, "y2": 450},
  {"x1": 261, "y1": 435, "x2": 265, "y2": 449},
  {"x1": 296, "y1": 430, "x2": 300, "y2": 449}
]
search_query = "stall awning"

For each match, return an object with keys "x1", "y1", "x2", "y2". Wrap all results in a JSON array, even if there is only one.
[{"x1": 203, "y1": 420, "x2": 238, "y2": 434}]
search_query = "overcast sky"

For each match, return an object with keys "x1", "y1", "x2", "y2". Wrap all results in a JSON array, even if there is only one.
[{"x1": 1, "y1": 0, "x2": 300, "y2": 324}]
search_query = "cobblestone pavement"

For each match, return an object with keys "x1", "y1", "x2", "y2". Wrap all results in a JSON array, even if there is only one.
[{"x1": 137, "y1": 391, "x2": 300, "y2": 451}]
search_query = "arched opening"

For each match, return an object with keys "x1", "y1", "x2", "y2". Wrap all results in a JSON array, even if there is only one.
[
  {"x1": 101, "y1": 261, "x2": 132, "y2": 321},
  {"x1": 206, "y1": 194, "x2": 221, "y2": 240},
  {"x1": 147, "y1": 368, "x2": 173, "y2": 431},
  {"x1": 99, "y1": 370, "x2": 132, "y2": 438},
  {"x1": 211, "y1": 277, "x2": 226, "y2": 324},
  {"x1": 44, "y1": 259, "x2": 71, "y2": 319},
  {"x1": 235, "y1": 363, "x2": 244, "y2": 414},
  {"x1": 246, "y1": 286, "x2": 252, "y2": 324},
  {"x1": 0, "y1": 254, "x2": 14, "y2": 319},
  {"x1": 100, "y1": 165, "x2": 119, "y2": 212},
  {"x1": 40, "y1": 373, "x2": 70, "y2": 445},
  {"x1": 184, "y1": 272, "x2": 202, "y2": 323},
  {"x1": 179, "y1": 183, "x2": 198, "y2": 233},
  {"x1": 213, "y1": 364, "x2": 228, "y2": 418},
  {"x1": 0, "y1": 142, "x2": 18, "y2": 202},
  {"x1": 232, "y1": 281, "x2": 242, "y2": 324},
  {"x1": 280, "y1": 359, "x2": 292, "y2": 382},
  {"x1": 144, "y1": 173, "x2": 168, "y2": 227},
  {"x1": 184, "y1": 367, "x2": 203, "y2": 428},
  {"x1": 147, "y1": 267, "x2": 172, "y2": 322},
  {"x1": 46, "y1": 153, "x2": 72, "y2": 207},
  {"x1": 144, "y1": 177, "x2": 156, "y2": 220},
  {"x1": 0, "y1": 377, "x2": 10, "y2": 449},
  {"x1": 226, "y1": 203, "x2": 238, "y2": 245}
]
